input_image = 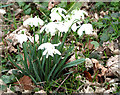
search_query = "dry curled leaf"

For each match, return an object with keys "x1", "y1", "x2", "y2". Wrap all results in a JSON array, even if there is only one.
[
  {"x1": 91, "y1": 58, "x2": 107, "y2": 83},
  {"x1": 91, "y1": 58, "x2": 107, "y2": 76},
  {"x1": 84, "y1": 71, "x2": 92, "y2": 82},
  {"x1": 14, "y1": 75, "x2": 34, "y2": 90},
  {"x1": 85, "y1": 58, "x2": 93, "y2": 69},
  {"x1": 106, "y1": 55, "x2": 120, "y2": 78}
]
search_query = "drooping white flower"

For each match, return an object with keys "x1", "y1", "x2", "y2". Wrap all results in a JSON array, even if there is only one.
[
  {"x1": 77, "y1": 24, "x2": 93, "y2": 36},
  {"x1": 38, "y1": 43, "x2": 61, "y2": 58},
  {"x1": 23, "y1": 16, "x2": 44, "y2": 27},
  {"x1": 0, "y1": 9, "x2": 6, "y2": 14},
  {"x1": 50, "y1": 7, "x2": 67, "y2": 21},
  {"x1": 15, "y1": 34, "x2": 28, "y2": 47},
  {"x1": 56, "y1": 22, "x2": 69, "y2": 33},
  {"x1": 71, "y1": 9, "x2": 88, "y2": 20},
  {"x1": 63, "y1": 10, "x2": 88, "y2": 32},
  {"x1": 71, "y1": 21, "x2": 81, "y2": 32},
  {"x1": 40, "y1": 22, "x2": 58, "y2": 36},
  {"x1": 40, "y1": 22, "x2": 68, "y2": 36}
]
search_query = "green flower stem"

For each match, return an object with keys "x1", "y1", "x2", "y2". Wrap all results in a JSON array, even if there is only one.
[
  {"x1": 45, "y1": 58, "x2": 48, "y2": 81},
  {"x1": 33, "y1": 26, "x2": 36, "y2": 44},
  {"x1": 67, "y1": 2, "x2": 76, "y2": 14},
  {"x1": 39, "y1": 8, "x2": 51, "y2": 21}
]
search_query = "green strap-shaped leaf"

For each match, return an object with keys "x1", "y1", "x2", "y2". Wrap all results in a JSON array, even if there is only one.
[{"x1": 8, "y1": 55, "x2": 26, "y2": 75}]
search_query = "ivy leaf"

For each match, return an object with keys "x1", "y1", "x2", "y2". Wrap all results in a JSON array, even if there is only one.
[
  {"x1": 1, "y1": 75, "x2": 11, "y2": 84},
  {"x1": 91, "y1": 41, "x2": 99, "y2": 49},
  {"x1": 100, "y1": 33, "x2": 109, "y2": 42},
  {"x1": 1, "y1": 75, "x2": 16, "y2": 84}
]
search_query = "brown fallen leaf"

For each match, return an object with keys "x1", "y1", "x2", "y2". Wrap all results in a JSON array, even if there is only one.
[
  {"x1": 103, "y1": 48, "x2": 113, "y2": 57},
  {"x1": 91, "y1": 58, "x2": 107, "y2": 76},
  {"x1": 84, "y1": 71, "x2": 93, "y2": 82},
  {"x1": 48, "y1": 0, "x2": 61, "y2": 10},
  {"x1": 91, "y1": 58, "x2": 107, "y2": 83},
  {"x1": 106, "y1": 55, "x2": 120, "y2": 78},
  {"x1": 14, "y1": 75, "x2": 34, "y2": 90}
]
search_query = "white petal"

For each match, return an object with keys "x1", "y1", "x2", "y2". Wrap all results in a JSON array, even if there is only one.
[
  {"x1": 38, "y1": 45, "x2": 44, "y2": 50},
  {"x1": 46, "y1": 54, "x2": 49, "y2": 58},
  {"x1": 50, "y1": 7, "x2": 67, "y2": 21},
  {"x1": 54, "y1": 49, "x2": 61, "y2": 55},
  {"x1": 77, "y1": 24, "x2": 93, "y2": 36},
  {"x1": 40, "y1": 25, "x2": 46, "y2": 33},
  {"x1": 0, "y1": 9, "x2": 6, "y2": 14},
  {"x1": 53, "y1": 42, "x2": 61, "y2": 47},
  {"x1": 23, "y1": 16, "x2": 44, "y2": 27},
  {"x1": 77, "y1": 25, "x2": 84, "y2": 36},
  {"x1": 38, "y1": 42, "x2": 61, "y2": 58},
  {"x1": 43, "y1": 49, "x2": 48, "y2": 56}
]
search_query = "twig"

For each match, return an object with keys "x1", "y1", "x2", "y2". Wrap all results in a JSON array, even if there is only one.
[
  {"x1": 55, "y1": 74, "x2": 70, "y2": 92},
  {"x1": 15, "y1": 77, "x2": 22, "y2": 88}
]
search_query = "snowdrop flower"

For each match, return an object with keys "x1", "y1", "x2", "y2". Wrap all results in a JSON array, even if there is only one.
[
  {"x1": 71, "y1": 21, "x2": 81, "y2": 32},
  {"x1": 38, "y1": 43, "x2": 61, "y2": 58},
  {"x1": 40, "y1": 22, "x2": 68, "y2": 36},
  {"x1": 40, "y1": 22, "x2": 58, "y2": 36},
  {"x1": 0, "y1": 9, "x2": 6, "y2": 14},
  {"x1": 56, "y1": 22, "x2": 69, "y2": 33},
  {"x1": 71, "y1": 9, "x2": 88, "y2": 20},
  {"x1": 64, "y1": 10, "x2": 88, "y2": 32},
  {"x1": 50, "y1": 7, "x2": 67, "y2": 21},
  {"x1": 77, "y1": 24, "x2": 93, "y2": 36},
  {"x1": 23, "y1": 16, "x2": 44, "y2": 27},
  {"x1": 15, "y1": 34, "x2": 28, "y2": 47}
]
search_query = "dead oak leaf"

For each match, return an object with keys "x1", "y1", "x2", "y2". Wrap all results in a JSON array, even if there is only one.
[{"x1": 14, "y1": 75, "x2": 34, "y2": 90}]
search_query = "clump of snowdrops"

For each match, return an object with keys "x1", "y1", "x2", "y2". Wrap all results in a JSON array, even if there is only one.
[{"x1": 8, "y1": 7, "x2": 96, "y2": 84}]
